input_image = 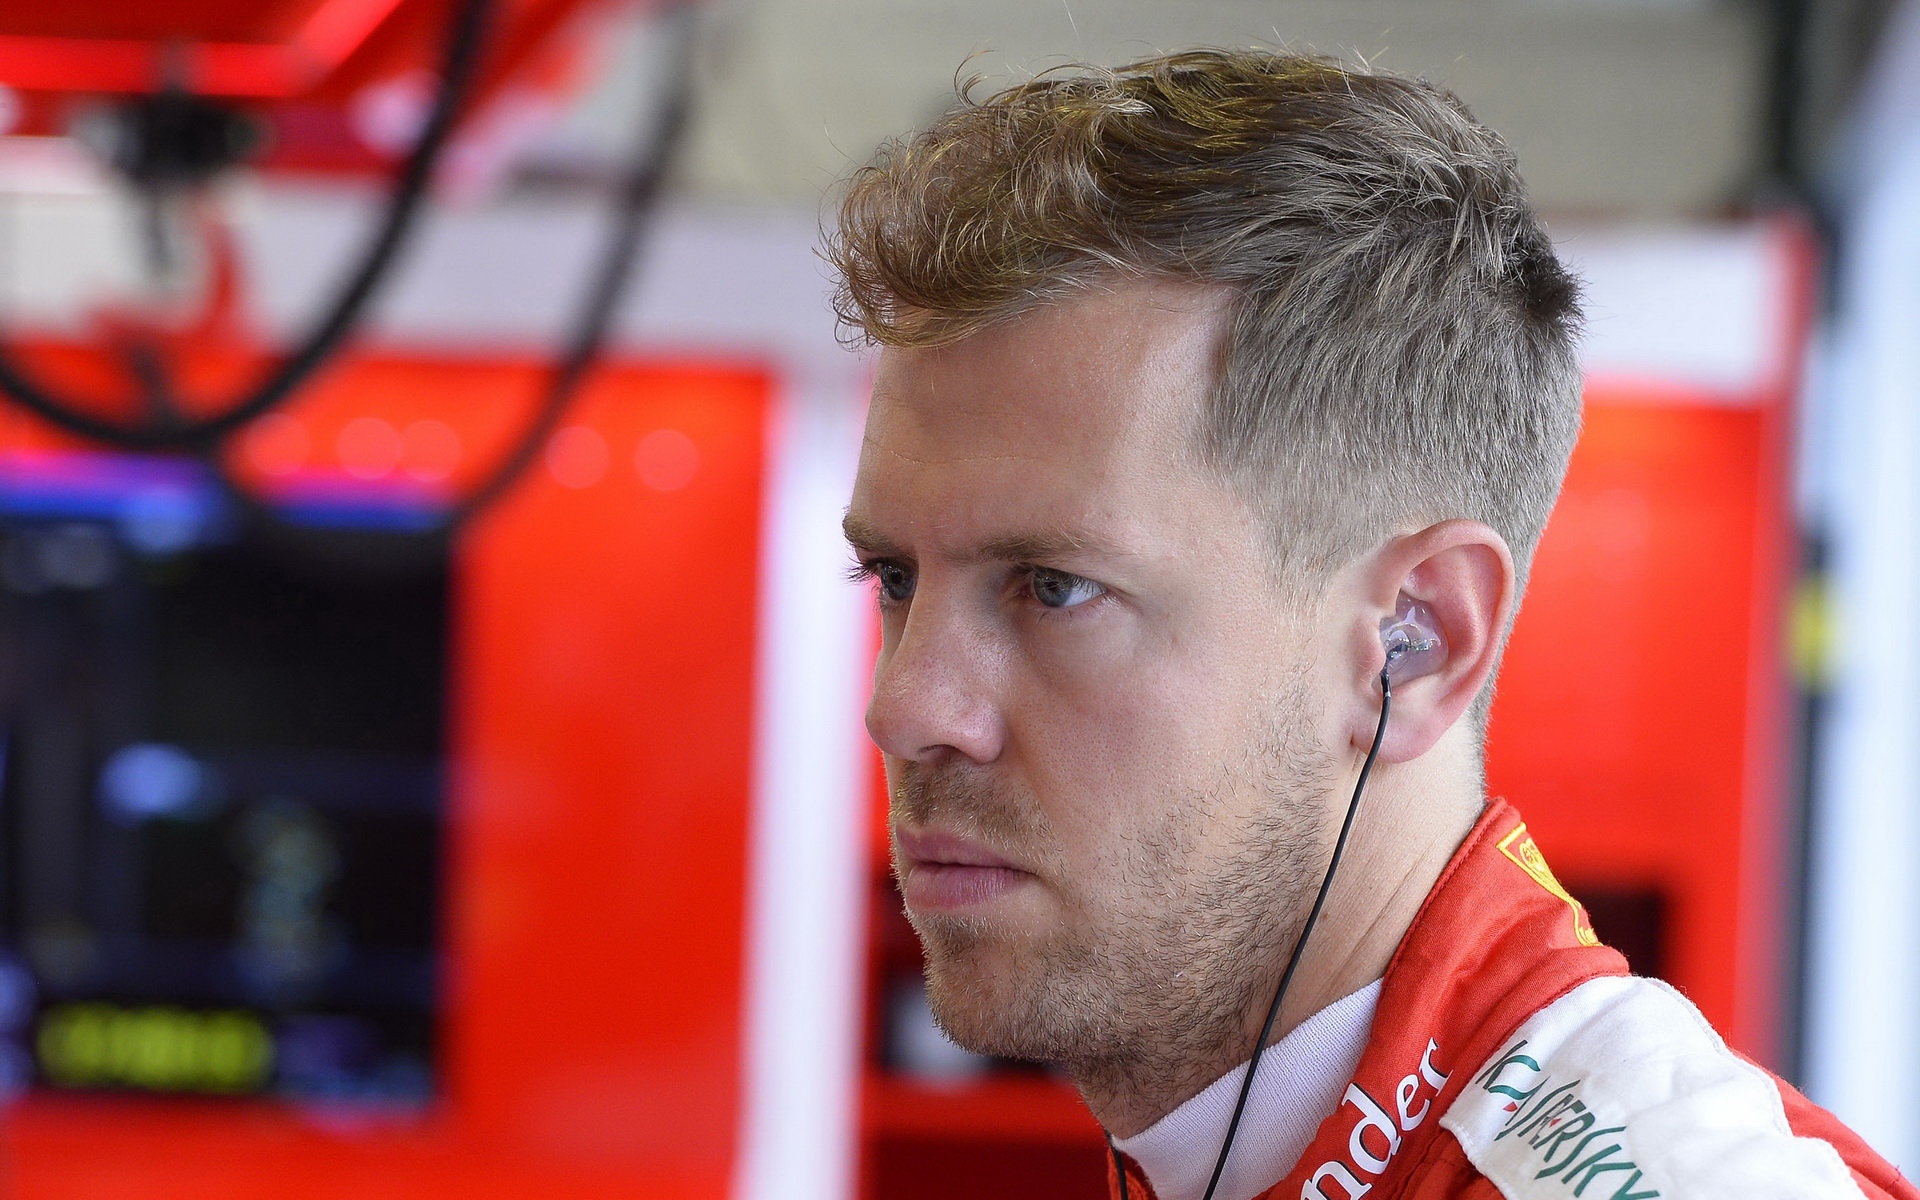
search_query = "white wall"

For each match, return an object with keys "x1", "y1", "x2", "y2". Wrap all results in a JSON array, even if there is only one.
[{"x1": 1798, "y1": 0, "x2": 1920, "y2": 1173}]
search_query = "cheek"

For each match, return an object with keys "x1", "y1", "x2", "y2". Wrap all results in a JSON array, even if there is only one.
[
  {"x1": 1017, "y1": 633, "x2": 1191, "y2": 767},
  {"x1": 1008, "y1": 626, "x2": 1272, "y2": 847},
  {"x1": 1019, "y1": 611, "x2": 1268, "y2": 746}
]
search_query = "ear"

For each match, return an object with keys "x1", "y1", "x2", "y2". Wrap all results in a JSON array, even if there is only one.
[{"x1": 1338, "y1": 519, "x2": 1516, "y2": 761}]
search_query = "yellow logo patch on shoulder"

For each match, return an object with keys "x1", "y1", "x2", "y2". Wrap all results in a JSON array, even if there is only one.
[{"x1": 1497, "y1": 824, "x2": 1601, "y2": 947}]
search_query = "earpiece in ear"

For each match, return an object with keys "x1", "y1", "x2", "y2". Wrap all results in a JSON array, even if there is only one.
[{"x1": 1380, "y1": 596, "x2": 1445, "y2": 680}]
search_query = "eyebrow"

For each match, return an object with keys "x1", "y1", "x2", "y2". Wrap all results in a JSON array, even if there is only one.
[
  {"x1": 841, "y1": 513, "x2": 899, "y2": 557},
  {"x1": 841, "y1": 512, "x2": 1129, "y2": 565}
]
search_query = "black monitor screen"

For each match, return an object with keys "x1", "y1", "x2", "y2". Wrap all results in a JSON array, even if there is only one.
[{"x1": 0, "y1": 459, "x2": 447, "y2": 1106}]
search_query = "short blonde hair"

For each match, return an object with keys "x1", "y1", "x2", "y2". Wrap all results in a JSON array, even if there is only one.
[{"x1": 826, "y1": 49, "x2": 1583, "y2": 594}]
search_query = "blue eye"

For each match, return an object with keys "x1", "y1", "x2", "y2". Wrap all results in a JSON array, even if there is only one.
[
  {"x1": 874, "y1": 560, "x2": 914, "y2": 603},
  {"x1": 1029, "y1": 568, "x2": 1105, "y2": 610}
]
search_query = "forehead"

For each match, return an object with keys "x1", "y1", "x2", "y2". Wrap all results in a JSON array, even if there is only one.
[{"x1": 851, "y1": 280, "x2": 1232, "y2": 537}]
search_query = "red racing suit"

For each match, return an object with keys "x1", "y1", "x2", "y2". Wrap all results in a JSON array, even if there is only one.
[{"x1": 1109, "y1": 799, "x2": 1917, "y2": 1200}]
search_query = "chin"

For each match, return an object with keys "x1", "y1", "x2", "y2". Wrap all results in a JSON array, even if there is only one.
[
  {"x1": 922, "y1": 961, "x2": 1042, "y2": 1061},
  {"x1": 916, "y1": 922, "x2": 1098, "y2": 1064}
]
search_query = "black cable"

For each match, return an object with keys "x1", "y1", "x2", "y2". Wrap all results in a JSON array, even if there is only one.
[
  {"x1": 1759, "y1": 0, "x2": 1812, "y2": 196},
  {"x1": 0, "y1": 0, "x2": 494, "y2": 450},
  {"x1": 1111, "y1": 668, "x2": 1394, "y2": 1200},
  {"x1": 206, "y1": 0, "x2": 702, "y2": 565},
  {"x1": 438, "y1": 0, "x2": 699, "y2": 530}
]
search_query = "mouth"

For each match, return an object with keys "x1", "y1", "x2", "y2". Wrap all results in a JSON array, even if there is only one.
[{"x1": 894, "y1": 826, "x2": 1033, "y2": 912}]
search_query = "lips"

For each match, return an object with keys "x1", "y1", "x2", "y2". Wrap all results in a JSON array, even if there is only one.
[
  {"x1": 895, "y1": 827, "x2": 1021, "y2": 871},
  {"x1": 895, "y1": 826, "x2": 1032, "y2": 911}
]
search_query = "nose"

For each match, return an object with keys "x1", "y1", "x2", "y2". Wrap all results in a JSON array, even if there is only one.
[{"x1": 865, "y1": 596, "x2": 1005, "y2": 766}]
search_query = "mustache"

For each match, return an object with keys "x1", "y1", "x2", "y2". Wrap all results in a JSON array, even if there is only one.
[{"x1": 889, "y1": 763, "x2": 1050, "y2": 847}]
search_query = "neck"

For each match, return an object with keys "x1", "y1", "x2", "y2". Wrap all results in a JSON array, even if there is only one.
[{"x1": 1074, "y1": 734, "x2": 1484, "y2": 1138}]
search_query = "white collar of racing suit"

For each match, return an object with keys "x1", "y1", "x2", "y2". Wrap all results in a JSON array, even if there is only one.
[{"x1": 1112, "y1": 977, "x2": 1383, "y2": 1200}]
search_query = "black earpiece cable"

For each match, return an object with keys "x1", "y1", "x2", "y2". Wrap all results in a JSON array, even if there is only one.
[{"x1": 1110, "y1": 668, "x2": 1394, "y2": 1200}]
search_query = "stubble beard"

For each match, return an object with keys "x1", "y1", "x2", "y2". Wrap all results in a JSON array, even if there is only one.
[{"x1": 891, "y1": 698, "x2": 1340, "y2": 1112}]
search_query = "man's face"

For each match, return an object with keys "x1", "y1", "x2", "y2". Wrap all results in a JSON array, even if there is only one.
[{"x1": 844, "y1": 279, "x2": 1346, "y2": 1077}]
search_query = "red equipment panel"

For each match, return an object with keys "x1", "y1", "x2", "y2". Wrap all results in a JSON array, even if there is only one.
[{"x1": 0, "y1": 0, "x2": 628, "y2": 173}]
